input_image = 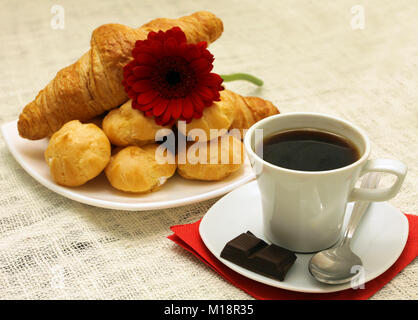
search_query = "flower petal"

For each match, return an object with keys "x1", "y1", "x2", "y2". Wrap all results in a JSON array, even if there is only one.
[
  {"x1": 196, "y1": 41, "x2": 208, "y2": 50},
  {"x1": 161, "y1": 100, "x2": 176, "y2": 124},
  {"x1": 137, "y1": 90, "x2": 159, "y2": 105},
  {"x1": 155, "y1": 116, "x2": 164, "y2": 126},
  {"x1": 139, "y1": 43, "x2": 159, "y2": 57},
  {"x1": 127, "y1": 89, "x2": 136, "y2": 99},
  {"x1": 149, "y1": 40, "x2": 163, "y2": 56},
  {"x1": 182, "y1": 98, "x2": 194, "y2": 119},
  {"x1": 172, "y1": 98, "x2": 183, "y2": 119},
  {"x1": 133, "y1": 80, "x2": 153, "y2": 93},
  {"x1": 137, "y1": 102, "x2": 154, "y2": 112},
  {"x1": 212, "y1": 91, "x2": 221, "y2": 101},
  {"x1": 199, "y1": 73, "x2": 223, "y2": 87},
  {"x1": 190, "y1": 58, "x2": 211, "y2": 74},
  {"x1": 123, "y1": 62, "x2": 135, "y2": 77},
  {"x1": 147, "y1": 31, "x2": 158, "y2": 40},
  {"x1": 135, "y1": 53, "x2": 158, "y2": 65},
  {"x1": 201, "y1": 50, "x2": 214, "y2": 63},
  {"x1": 126, "y1": 75, "x2": 137, "y2": 86},
  {"x1": 156, "y1": 30, "x2": 166, "y2": 41},
  {"x1": 193, "y1": 110, "x2": 203, "y2": 119},
  {"x1": 135, "y1": 39, "x2": 146, "y2": 47},
  {"x1": 132, "y1": 47, "x2": 141, "y2": 58},
  {"x1": 152, "y1": 98, "x2": 169, "y2": 117},
  {"x1": 132, "y1": 66, "x2": 154, "y2": 78},
  {"x1": 189, "y1": 92, "x2": 205, "y2": 113},
  {"x1": 177, "y1": 42, "x2": 188, "y2": 57},
  {"x1": 195, "y1": 85, "x2": 214, "y2": 101},
  {"x1": 164, "y1": 37, "x2": 178, "y2": 56},
  {"x1": 171, "y1": 27, "x2": 187, "y2": 44},
  {"x1": 184, "y1": 45, "x2": 201, "y2": 62},
  {"x1": 131, "y1": 99, "x2": 140, "y2": 110}
]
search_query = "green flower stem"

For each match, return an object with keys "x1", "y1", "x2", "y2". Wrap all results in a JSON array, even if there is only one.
[{"x1": 220, "y1": 73, "x2": 264, "y2": 86}]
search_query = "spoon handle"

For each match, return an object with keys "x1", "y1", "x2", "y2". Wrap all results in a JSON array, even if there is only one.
[{"x1": 340, "y1": 172, "x2": 382, "y2": 247}]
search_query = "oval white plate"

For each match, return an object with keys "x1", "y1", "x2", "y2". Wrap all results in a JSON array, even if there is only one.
[
  {"x1": 199, "y1": 181, "x2": 409, "y2": 293},
  {"x1": 1, "y1": 120, "x2": 254, "y2": 211}
]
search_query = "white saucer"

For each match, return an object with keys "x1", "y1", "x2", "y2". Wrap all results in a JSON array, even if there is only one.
[
  {"x1": 199, "y1": 181, "x2": 409, "y2": 293},
  {"x1": 1, "y1": 120, "x2": 254, "y2": 211}
]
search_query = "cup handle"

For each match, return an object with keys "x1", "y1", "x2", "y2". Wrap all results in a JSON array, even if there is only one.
[{"x1": 349, "y1": 159, "x2": 407, "y2": 202}]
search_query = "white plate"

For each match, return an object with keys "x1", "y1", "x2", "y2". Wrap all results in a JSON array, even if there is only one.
[
  {"x1": 1, "y1": 120, "x2": 254, "y2": 211},
  {"x1": 199, "y1": 181, "x2": 409, "y2": 293}
]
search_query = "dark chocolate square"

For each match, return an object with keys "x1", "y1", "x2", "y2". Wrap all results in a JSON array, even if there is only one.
[
  {"x1": 220, "y1": 231, "x2": 268, "y2": 263},
  {"x1": 220, "y1": 231, "x2": 297, "y2": 281},
  {"x1": 251, "y1": 245, "x2": 297, "y2": 281}
]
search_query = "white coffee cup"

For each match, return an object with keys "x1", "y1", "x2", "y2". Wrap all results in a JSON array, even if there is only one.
[{"x1": 244, "y1": 112, "x2": 407, "y2": 253}]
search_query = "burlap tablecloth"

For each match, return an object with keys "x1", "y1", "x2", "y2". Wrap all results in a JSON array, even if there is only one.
[{"x1": 0, "y1": 0, "x2": 416, "y2": 299}]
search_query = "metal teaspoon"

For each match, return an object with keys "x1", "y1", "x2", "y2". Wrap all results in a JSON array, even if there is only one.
[{"x1": 308, "y1": 172, "x2": 382, "y2": 284}]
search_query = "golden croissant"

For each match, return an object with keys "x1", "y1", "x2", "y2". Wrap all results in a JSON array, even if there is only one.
[
  {"x1": 18, "y1": 11, "x2": 223, "y2": 140},
  {"x1": 178, "y1": 89, "x2": 279, "y2": 141}
]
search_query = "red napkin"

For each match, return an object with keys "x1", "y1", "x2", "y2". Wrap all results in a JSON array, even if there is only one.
[{"x1": 168, "y1": 214, "x2": 417, "y2": 300}]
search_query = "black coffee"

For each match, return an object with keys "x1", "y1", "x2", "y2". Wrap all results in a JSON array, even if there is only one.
[{"x1": 262, "y1": 129, "x2": 360, "y2": 171}]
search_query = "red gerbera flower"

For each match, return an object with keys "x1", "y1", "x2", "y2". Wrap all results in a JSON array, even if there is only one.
[{"x1": 122, "y1": 27, "x2": 224, "y2": 126}]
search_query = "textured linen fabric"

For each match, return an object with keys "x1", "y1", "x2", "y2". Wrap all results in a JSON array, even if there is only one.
[{"x1": 0, "y1": 0, "x2": 416, "y2": 299}]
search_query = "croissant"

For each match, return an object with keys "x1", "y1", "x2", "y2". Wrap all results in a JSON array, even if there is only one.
[
  {"x1": 18, "y1": 11, "x2": 223, "y2": 140},
  {"x1": 178, "y1": 89, "x2": 279, "y2": 141}
]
